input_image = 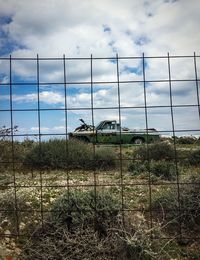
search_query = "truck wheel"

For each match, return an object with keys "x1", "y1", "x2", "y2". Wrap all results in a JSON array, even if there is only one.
[{"x1": 133, "y1": 138, "x2": 144, "y2": 145}]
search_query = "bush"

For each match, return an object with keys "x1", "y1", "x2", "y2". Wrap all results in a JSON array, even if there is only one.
[
  {"x1": 136, "y1": 142, "x2": 175, "y2": 161},
  {"x1": 128, "y1": 160, "x2": 177, "y2": 181},
  {"x1": 24, "y1": 139, "x2": 117, "y2": 170},
  {"x1": 51, "y1": 189, "x2": 121, "y2": 233},
  {"x1": 128, "y1": 161, "x2": 149, "y2": 175},
  {"x1": 188, "y1": 149, "x2": 200, "y2": 166},
  {"x1": 0, "y1": 140, "x2": 32, "y2": 172},
  {"x1": 150, "y1": 161, "x2": 177, "y2": 181},
  {"x1": 94, "y1": 146, "x2": 117, "y2": 170},
  {"x1": 0, "y1": 140, "x2": 13, "y2": 171},
  {"x1": 152, "y1": 173, "x2": 200, "y2": 234},
  {"x1": 177, "y1": 136, "x2": 197, "y2": 145}
]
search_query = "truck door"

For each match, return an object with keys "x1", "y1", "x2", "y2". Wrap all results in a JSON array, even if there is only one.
[{"x1": 96, "y1": 121, "x2": 119, "y2": 144}]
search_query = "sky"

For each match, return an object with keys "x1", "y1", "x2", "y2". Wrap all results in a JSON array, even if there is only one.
[{"x1": 0, "y1": 0, "x2": 200, "y2": 139}]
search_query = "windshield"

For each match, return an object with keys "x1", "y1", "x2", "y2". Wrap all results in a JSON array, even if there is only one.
[{"x1": 96, "y1": 121, "x2": 105, "y2": 130}]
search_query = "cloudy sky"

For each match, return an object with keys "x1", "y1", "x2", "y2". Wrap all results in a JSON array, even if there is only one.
[{"x1": 0, "y1": 0, "x2": 200, "y2": 139}]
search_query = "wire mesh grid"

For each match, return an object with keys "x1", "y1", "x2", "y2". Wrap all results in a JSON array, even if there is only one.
[{"x1": 0, "y1": 53, "x2": 200, "y2": 247}]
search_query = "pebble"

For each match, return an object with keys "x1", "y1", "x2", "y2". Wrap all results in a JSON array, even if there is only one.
[{"x1": 4, "y1": 230, "x2": 11, "y2": 243}]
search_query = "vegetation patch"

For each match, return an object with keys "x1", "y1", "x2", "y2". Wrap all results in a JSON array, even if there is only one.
[
  {"x1": 135, "y1": 142, "x2": 175, "y2": 161},
  {"x1": 149, "y1": 161, "x2": 177, "y2": 181},
  {"x1": 175, "y1": 136, "x2": 199, "y2": 145},
  {"x1": 151, "y1": 173, "x2": 200, "y2": 235},
  {"x1": 24, "y1": 139, "x2": 117, "y2": 170},
  {"x1": 128, "y1": 160, "x2": 177, "y2": 181},
  {"x1": 51, "y1": 189, "x2": 121, "y2": 234},
  {"x1": 128, "y1": 160, "x2": 149, "y2": 175},
  {"x1": 188, "y1": 149, "x2": 200, "y2": 166},
  {"x1": 20, "y1": 190, "x2": 182, "y2": 260}
]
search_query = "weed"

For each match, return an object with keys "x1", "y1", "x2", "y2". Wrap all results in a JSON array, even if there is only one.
[
  {"x1": 135, "y1": 142, "x2": 175, "y2": 161},
  {"x1": 150, "y1": 161, "x2": 177, "y2": 181},
  {"x1": 128, "y1": 160, "x2": 177, "y2": 181},
  {"x1": 51, "y1": 189, "x2": 121, "y2": 234},
  {"x1": 128, "y1": 161, "x2": 148, "y2": 175},
  {"x1": 151, "y1": 173, "x2": 200, "y2": 234},
  {"x1": 94, "y1": 146, "x2": 117, "y2": 170},
  {"x1": 176, "y1": 136, "x2": 198, "y2": 145},
  {"x1": 188, "y1": 149, "x2": 200, "y2": 166}
]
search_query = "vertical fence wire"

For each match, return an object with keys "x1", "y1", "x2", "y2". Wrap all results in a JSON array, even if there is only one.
[
  {"x1": 167, "y1": 53, "x2": 182, "y2": 237},
  {"x1": 116, "y1": 54, "x2": 125, "y2": 225},
  {"x1": 9, "y1": 55, "x2": 19, "y2": 236},
  {"x1": 142, "y1": 53, "x2": 153, "y2": 233},
  {"x1": 90, "y1": 54, "x2": 97, "y2": 225},
  {"x1": 63, "y1": 54, "x2": 70, "y2": 212},
  {"x1": 194, "y1": 52, "x2": 200, "y2": 120},
  {"x1": 36, "y1": 54, "x2": 44, "y2": 229}
]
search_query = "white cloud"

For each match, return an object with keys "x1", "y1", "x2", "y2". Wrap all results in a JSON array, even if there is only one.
[
  {"x1": 1, "y1": 0, "x2": 199, "y2": 58},
  {"x1": 30, "y1": 125, "x2": 67, "y2": 133},
  {"x1": 0, "y1": 0, "x2": 200, "y2": 136},
  {"x1": 1, "y1": 0, "x2": 199, "y2": 84},
  {"x1": 0, "y1": 91, "x2": 64, "y2": 105},
  {"x1": 30, "y1": 126, "x2": 50, "y2": 132}
]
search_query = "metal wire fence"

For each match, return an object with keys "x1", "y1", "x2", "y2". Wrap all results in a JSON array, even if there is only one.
[{"x1": 0, "y1": 53, "x2": 200, "y2": 247}]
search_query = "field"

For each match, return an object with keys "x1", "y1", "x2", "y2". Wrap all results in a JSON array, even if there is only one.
[{"x1": 0, "y1": 138, "x2": 200, "y2": 259}]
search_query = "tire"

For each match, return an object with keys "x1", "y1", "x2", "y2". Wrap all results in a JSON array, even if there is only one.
[{"x1": 132, "y1": 138, "x2": 144, "y2": 145}]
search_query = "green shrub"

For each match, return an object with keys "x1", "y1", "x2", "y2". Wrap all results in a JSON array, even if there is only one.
[
  {"x1": 152, "y1": 173, "x2": 200, "y2": 233},
  {"x1": 150, "y1": 161, "x2": 177, "y2": 181},
  {"x1": 0, "y1": 140, "x2": 31, "y2": 172},
  {"x1": 51, "y1": 189, "x2": 121, "y2": 233},
  {"x1": 94, "y1": 146, "x2": 117, "y2": 170},
  {"x1": 177, "y1": 136, "x2": 197, "y2": 145},
  {"x1": 188, "y1": 149, "x2": 200, "y2": 166},
  {"x1": 128, "y1": 161, "x2": 148, "y2": 175},
  {"x1": 128, "y1": 160, "x2": 177, "y2": 181},
  {"x1": 0, "y1": 140, "x2": 13, "y2": 171},
  {"x1": 136, "y1": 142, "x2": 175, "y2": 161},
  {"x1": 24, "y1": 139, "x2": 117, "y2": 170}
]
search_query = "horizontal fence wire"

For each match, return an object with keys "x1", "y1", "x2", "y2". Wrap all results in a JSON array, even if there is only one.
[{"x1": 0, "y1": 54, "x2": 200, "y2": 257}]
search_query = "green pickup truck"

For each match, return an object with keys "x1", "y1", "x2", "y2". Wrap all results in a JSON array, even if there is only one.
[{"x1": 69, "y1": 119, "x2": 160, "y2": 144}]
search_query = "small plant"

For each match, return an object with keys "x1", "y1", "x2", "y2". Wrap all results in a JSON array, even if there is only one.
[
  {"x1": 128, "y1": 160, "x2": 148, "y2": 175},
  {"x1": 51, "y1": 189, "x2": 121, "y2": 234},
  {"x1": 119, "y1": 228, "x2": 156, "y2": 259},
  {"x1": 188, "y1": 149, "x2": 200, "y2": 166},
  {"x1": 150, "y1": 161, "x2": 177, "y2": 181},
  {"x1": 136, "y1": 142, "x2": 175, "y2": 161},
  {"x1": 177, "y1": 136, "x2": 197, "y2": 145},
  {"x1": 151, "y1": 173, "x2": 200, "y2": 234},
  {"x1": 128, "y1": 160, "x2": 177, "y2": 181},
  {"x1": 0, "y1": 139, "x2": 29, "y2": 172},
  {"x1": 94, "y1": 146, "x2": 117, "y2": 170}
]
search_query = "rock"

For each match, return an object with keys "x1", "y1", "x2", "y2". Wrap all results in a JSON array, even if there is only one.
[
  {"x1": 1, "y1": 219, "x2": 9, "y2": 228},
  {"x1": 19, "y1": 222, "x2": 26, "y2": 230},
  {"x1": 4, "y1": 230, "x2": 11, "y2": 243}
]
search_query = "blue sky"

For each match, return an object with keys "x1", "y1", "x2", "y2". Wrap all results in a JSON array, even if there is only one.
[{"x1": 0, "y1": 0, "x2": 200, "y2": 138}]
